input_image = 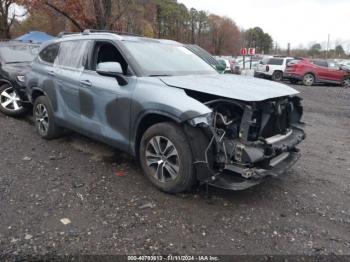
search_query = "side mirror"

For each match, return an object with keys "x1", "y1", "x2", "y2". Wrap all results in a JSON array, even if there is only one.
[{"x1": 96, "y1": 62, "x2": 128, "y2": 86}]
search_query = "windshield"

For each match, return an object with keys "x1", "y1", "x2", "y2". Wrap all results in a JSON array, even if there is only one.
[
  {"x1": 0, "y1": 44, "x2": 39, "y2": 63},
  {"x1": 122, "y1": 41, "x2": 217, "y2": 76}
]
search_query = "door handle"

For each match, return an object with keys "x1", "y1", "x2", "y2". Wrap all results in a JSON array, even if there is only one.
[
  {"x1": 80, "y1": 80, "x2": 92, "y2": 87},
  {"x1": 47, "y1": 70, "x2": 55, "y2": 77}
]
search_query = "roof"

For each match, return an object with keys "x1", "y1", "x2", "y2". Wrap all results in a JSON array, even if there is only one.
[
  {"x1": 15, "y1": 31, "x2": 55, "y2": 43},
  {"x1": 54, "y1": 30, "x2": 181, "y2": 45}
]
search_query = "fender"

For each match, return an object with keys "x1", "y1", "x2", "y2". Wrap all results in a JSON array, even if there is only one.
[{"x1": 130, "y1": 109, "x2": 184, "y2": 156}]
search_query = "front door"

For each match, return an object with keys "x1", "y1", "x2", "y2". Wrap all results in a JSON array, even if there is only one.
[{"x1": 79, "y1": 40, "x2": 135, "y2": 152}]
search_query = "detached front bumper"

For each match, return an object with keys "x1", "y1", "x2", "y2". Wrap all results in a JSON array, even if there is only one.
[
  {"x1": 208, "y1": 127, "x2": 305, "y2": 190},
  {"x1": 209, "y1": 152, "x2": 300, "y2": 190}
]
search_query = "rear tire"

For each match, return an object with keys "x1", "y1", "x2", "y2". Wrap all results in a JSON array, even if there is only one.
[
  {"x1": 33, "y1": 96, "x2": 63, "y2": 140},
  {"x1": 272, "y1": 71, "x2": 283, "y2": 81},
  {"x1": 0, "y1": 84, "x2": 27, "y2": 117},
  {"x1": 139, "y1": 122, "x2": 195, "y2": 193},
  {"x1": 303, "y1": 73, "x2": 315, "y2": 86}
]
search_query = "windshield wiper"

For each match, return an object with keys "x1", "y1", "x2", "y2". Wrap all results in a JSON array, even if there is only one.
[
  {"x1": 149, "y1": 74, "x2": 173, "y2": 77},
  {"x1": 6, "y1": 61, "x2": 31, "y2": 64}
]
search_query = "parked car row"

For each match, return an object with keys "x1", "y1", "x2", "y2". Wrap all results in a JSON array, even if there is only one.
[
  {"x1": 252, "y1": 55, "x2": 350, "y2": 87},
  {"x1": 0, "y1": 41, "x2": 40, "y2": 116},
  {"x1": 0, "y1": 31, "x2": 305, "y2": 193},
  {"x1": 284, "y1": 59, "x2": 350, "y2": 86}
]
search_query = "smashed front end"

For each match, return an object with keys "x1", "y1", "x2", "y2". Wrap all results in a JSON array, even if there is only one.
[{"x1": 185, "y1": 96, "x2": 305, "y2": 190}]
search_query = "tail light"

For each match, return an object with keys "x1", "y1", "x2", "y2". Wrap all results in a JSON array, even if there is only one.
[{"x1": 266, "y1": 66, "x2": 270, "y2": 72}]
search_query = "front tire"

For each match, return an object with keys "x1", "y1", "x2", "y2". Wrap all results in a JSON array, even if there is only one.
[
  {"x1": 303, "y1": 73, "x2": 315, "y2": 86},
  {"x1": 33, "y1": 96, "x2": 63, "y2": 139},
  {"x1": 343, "y1": 77, "x2": 350, "y2": 88},
  {"x1": 0, "y1": 84, "x2": 27, "y2": 117},
  {"x1": 139, "y1": 122, "x2": 195, "y2": 193}
]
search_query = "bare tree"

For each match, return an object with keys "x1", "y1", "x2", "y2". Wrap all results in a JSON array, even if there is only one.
[
  {"x1": 0, "y1": 0, "x2": 26, "y2": 38},
  {"x1": 21, "y1": 0, "x2": 133, "y2": 31}
]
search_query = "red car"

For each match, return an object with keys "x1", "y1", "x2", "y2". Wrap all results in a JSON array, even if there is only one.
[{"x1": 284, "y1": 59, "x2": 350, "y2": 87}]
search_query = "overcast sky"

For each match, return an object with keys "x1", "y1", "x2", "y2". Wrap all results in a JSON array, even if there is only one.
[{"x1": 178, "y1": 0, "x2": 350, "y2": 51}]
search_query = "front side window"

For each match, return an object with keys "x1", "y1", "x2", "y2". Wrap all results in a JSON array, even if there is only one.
[
  {"x1": 0, "y1": 44, "x2": 38, "y2": 63},
  {"x1": 39, "y1": 44, "x2": 60, "y2": 64},
  {"x1": 122, "y1": 41, "x2": 217, "y2": 76},
  {"x1": 55, "y1": 40, "x2": 90, "y2": 70},
  {"x1": 90, "y1": 41, "x2": 129, "y2": 75}
]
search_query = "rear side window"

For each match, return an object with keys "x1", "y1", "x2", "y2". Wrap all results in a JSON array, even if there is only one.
[
  {"x1": 39, "y1": 43, "x2": 60, "y2": 64},
  {"x1": 55, "y1": 40, "x2": 90, "y2": 70},
  {"x1": 312, "y1": 60, "x2": 328, "y2": 67},
  {"x1": 267, "y1": 58, "x2": 283, "y2": 65},
  {"x1": 287, "y1": 60, "x2": 301, "y2": 66}
]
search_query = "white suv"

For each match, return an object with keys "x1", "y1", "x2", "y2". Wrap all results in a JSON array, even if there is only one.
[{"x1": 255, "y1": 56, "x2": 295, "y2": 81}]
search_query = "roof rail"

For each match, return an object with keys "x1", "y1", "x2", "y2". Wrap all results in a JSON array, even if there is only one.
[
  {"x1": 57, "y1": 31, "x2": 81, "y2": 38},
  {"x1": 82, "y1": 29, "x2": 143, "y2": 37}
]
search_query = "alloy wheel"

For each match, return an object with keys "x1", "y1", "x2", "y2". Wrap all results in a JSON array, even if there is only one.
[
  {"x1": 0, "y1": 87, "x2": 22, "y2": 112},
  {"x1": 303, "y1": 74, "x2": 314, "y2": 86},
  {"x1": 35, "y1": 103, "x2": 49, "y2": 136},
  {"x1": 343, "y1": 78, "x2": 350, "y2": 88},
  {"x1": 145, "y1": 136, "x2": 180, "y2": 183}
]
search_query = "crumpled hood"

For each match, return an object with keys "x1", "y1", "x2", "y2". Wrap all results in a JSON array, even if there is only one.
[{"x1": 160, "y1": 74, "x2": 299, "y2": 102}]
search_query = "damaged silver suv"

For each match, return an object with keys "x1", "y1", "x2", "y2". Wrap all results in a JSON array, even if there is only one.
[{"x1": 26, "y1": 30, "x2": 305, "y2": 193}]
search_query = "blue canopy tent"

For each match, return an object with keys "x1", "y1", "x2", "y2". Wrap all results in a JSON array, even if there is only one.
[{"x1": 15, "y1": 31, "x2": 55, "y2": 44}]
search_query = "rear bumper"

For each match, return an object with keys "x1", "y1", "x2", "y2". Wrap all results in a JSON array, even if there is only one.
[{"x1": 284, "y1": 72, "x2": 303, "y2": 80}]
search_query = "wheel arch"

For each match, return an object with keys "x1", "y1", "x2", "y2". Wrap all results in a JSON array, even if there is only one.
[
  {"x1": 133, "y1": 111, "x2": 182, "y2": 157},
  {"x1": 272, "y1": 70, "x2": 283, "y2": 77},
  {"x1": 303, "y1": 71, "x2": 317, "y2": 80},
  {"x1": 0, "y1": 79, "x2": 11, "y2": 87},
  {"x1": 30, "y1": 88, "x2": 46, "y2": 102}
]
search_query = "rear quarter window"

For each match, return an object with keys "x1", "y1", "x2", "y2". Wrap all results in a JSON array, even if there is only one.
[
  {"x1": 39, "y1": 43, "x2": 60, "y2": 64},
  {"x1": 267, "y1": 58, "x2": 283, "y2": 65}
]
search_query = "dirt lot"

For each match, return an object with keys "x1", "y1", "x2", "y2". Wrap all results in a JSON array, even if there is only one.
[{"x1": 0, "y1": 83, "x2": 349, "y2": 256}]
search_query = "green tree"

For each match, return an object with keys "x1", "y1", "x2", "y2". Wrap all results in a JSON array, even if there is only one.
[
  {"x1": 245, "y1": 27, "x2": 273, "y2": 54},
  {"x1": 189, "y1": 7, "x2": 198, "y2": 44},
  {"x1": 335, "y1": 44, "x2": 345, "y2": 57},
  {"x1": 308, "y1": 43, "x2": 322, "y2": 57}
]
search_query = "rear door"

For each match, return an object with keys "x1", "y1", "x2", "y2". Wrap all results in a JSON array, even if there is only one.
[
  {"x1": 53, "y1": 40, "x2": 90, "y2": 127},
  {"x1": 311, "y1": 60, "x2": 329, "y2": 81}
]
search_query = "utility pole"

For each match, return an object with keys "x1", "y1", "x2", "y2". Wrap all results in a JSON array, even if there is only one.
[
  {"x1": 326, "y1": 34, "x2": 330, "y2": 59},
  {"x1": 287, "y1": 43, "x2": 291, "y2": 56}
]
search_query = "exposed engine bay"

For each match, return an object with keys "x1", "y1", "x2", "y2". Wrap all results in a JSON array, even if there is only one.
[{"x1": 186, "y1": 95, "x2": 306, "y2": 190}]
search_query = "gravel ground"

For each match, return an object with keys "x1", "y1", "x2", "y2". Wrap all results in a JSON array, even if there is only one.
[{"x1": 0, "y1": 84, "x2": 349, "y2": 256}]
